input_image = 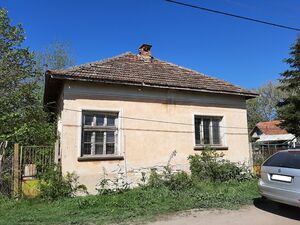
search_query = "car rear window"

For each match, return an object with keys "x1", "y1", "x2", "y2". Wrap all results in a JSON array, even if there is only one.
[{"x1": 263, "y1": 151, "x2": 300, "y2": 169}]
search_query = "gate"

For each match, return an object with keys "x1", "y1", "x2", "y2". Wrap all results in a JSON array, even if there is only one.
[
  {"x1": 0, "y1": 143, "x2": 54, "y2": 197},
  {"x1": 20, "y1": 146, "x2": 54, "y2": 179}
]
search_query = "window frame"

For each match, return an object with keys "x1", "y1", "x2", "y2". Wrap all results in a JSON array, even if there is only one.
[
  {"x1": 194, "y1": 115, "x2": 223, "y2": 147},
  {"x1": 81, "y1": 111, "x2": 120, "y2": 157}
]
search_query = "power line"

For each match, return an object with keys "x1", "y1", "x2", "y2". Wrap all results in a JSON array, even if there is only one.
[
  {"x1": 52, "y1": 106, "x2": 285, "y2": 132},
  {"x1": 165, "y1": 0, "x2": 300, "y2": 32}
]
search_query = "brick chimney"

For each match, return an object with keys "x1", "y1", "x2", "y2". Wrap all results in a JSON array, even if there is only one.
[{"x1": 138, "y1": 44, "x2": 152, "y2": 62}]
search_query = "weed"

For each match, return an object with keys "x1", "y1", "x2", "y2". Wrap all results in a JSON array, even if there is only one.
[
  {"x1": 189, "y1": 148, "x2": 252, "y2": 182},
  {"x1": 38, "y1": 165, "x2": 87, "y2": 200}
]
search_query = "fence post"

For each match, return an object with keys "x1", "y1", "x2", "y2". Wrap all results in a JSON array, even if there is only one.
[
  {"x1": 249, "y1": 142, "x2": 253, "y2": 172},
  {"x1": 12, "y1": 143, "x2": 20, "y2": 198}
]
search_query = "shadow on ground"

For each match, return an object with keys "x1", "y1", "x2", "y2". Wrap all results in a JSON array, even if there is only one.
[{"x1": 253, "y1": 197, "x2": 300, "y2": 221}]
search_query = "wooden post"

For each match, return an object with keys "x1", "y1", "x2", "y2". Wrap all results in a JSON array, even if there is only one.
[{"x1": 12, "y1": 143, "x2": 20, "y2": 198}]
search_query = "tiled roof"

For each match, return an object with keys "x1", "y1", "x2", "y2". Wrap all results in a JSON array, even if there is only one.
[
  {"x1": 256, "y1": 120, "x2": 288, "y2": 135},
  {"x1": 46, "y1": 52, "x2": 257, "y2": 97}
]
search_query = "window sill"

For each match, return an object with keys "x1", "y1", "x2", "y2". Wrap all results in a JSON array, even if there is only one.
[
  {"x1": 194, "y1": 146, "x2": 229, "y2": 151},
  {"x1": 78, "y1": 155, "x2": 124, "y2": 162}
]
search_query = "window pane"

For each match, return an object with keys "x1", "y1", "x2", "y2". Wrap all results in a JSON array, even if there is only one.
[
  {"x1": 263, "y1": 151, "x2": 300, "y2": 169},
  {"x1": 96, "y1": 114, "x2": 105, "y2": 126},
  {"x1": 95, "y1": 131, "x2": 104, "y2": 143},
  {"x1": 84, "y1": 114, "x2": 93, "y2": 126},
  {"x1": 106, "y1": 131, "x2": 115, "y2": 143},
  {"x1": 106, "y1": 143, "x2": 115, "y2": 154},
  {"x1": 83, "y1": 131, "x2": 92, "y2": 142},
  {"x1": 95, "y1": 144, "x2": 103, "y2": 155},
  {"x1": 107, "y1": 115, "x2": 116, "y2": 127},
  {"x1": 83, "y1": 143, "x2": 91, "y2": 155},
  {"x1": 203, "y1": 119, "x2": 210, "y2": 144},
  {"x1": 194, "y1": 118, "x2": 201, "y2": 145},
  {"x1": 212, "y1": 119, "x2": 220, "y2": 145}
]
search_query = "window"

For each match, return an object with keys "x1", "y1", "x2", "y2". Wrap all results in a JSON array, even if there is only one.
[
  {"x1": 81, "y1": 111, "x2": 119, "y2": 156},
  {"x1": 194, "y1": 116, "x2": 222, "y2": 146},
  {"x1": 263, "y1": 151, "x2": 300, "y2": 169}
]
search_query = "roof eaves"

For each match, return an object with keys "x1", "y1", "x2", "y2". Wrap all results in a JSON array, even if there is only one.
[{"x1": 48, "y1": 73, "x2": 258, "y2": 98}]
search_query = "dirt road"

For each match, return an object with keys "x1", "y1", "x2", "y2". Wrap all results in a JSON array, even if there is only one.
[{"x1": 148, "y1": 199, "x2": 300, "y2": 225}]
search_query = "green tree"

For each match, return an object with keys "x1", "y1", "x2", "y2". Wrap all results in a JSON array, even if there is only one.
[
  {"x1": 277, "y1": 37, "x2": 300, "y2": 137},
  {"x1": 0, "y1": 8, "x2": 55, "y2": 145},
  {"x1": 246, "y1": 81, "x2": 286, "y2": 130},
  {"x1": 36, "y1": 41, "x2": 74, "y2": 73}
]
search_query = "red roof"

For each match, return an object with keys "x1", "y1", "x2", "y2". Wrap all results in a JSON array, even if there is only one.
[
  {"x1": 256, "y1": 120, "x2": 288, "y2": 135},
  {"x1": 46, "y1": 52, "x2": 257, "y2": 98}
]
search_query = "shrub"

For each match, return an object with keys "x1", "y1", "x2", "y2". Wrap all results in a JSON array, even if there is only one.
[
  {"x1": 147, "y1": 167, "x2": 192, "y2": 191},
  {"x1": 38, "y1": 165, "x2": 87, "y2": 200},
  {"x1": 147, "y1": 169, "x2": 164, "y2": 188},
  {"x1": 96, "y1": 174, "x2": 129, "y2": 195},
  {"x1": 166, "y1": 171, "x2": 192, "y2": 191},
  {"x1": 188, "y1": 148, "x2": 252, "y2": 182}
]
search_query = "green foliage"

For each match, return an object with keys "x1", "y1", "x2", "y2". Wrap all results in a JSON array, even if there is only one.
[
  {"x1": 35, "y1": 41, "x2": 75, "y2": 73},
  {"x1": 38, "y1": 165, "x2": 87, "y2": 200},
  {"x1": 96, "y1": 174, "x2": 130, "y2": 195},
  {"x1": 0, "y1": 179, "x2": 259, "y2": 225},
  {"x1": 0, "y1": 8, "x2": 56, "y2": 145},
  {"x1": 277, "y1": 36, "x2": 300, "y2": 137},
  {"x1": 147, "y1": 167, "x2": 192, "y2": 191},
  {"x1": 246, "y1": 81, "x2": 286, "y2": 130},
  {"x1": 188, "y1": 149, "x2": 252, "y2": 182}
]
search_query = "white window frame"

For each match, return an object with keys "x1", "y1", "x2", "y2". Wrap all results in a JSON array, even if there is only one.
[
  {"x1": 194, "y1": 115, "x2": 223, "y2": 146},
  {"x1": 81, "y1": 110, "x2": 120, "y2": 157}
]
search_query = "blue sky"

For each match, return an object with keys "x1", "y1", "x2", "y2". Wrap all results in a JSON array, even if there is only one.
[{"x1": 2, "y1": 0, "x2": 300, "y2": 89}]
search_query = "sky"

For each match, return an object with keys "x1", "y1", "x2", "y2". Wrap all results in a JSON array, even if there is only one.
[{"x1": 2, "y1": 0, "x2": 300, "y2": 89}]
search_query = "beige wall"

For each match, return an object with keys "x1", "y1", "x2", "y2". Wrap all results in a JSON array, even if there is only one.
[{"x1": 59, "y1": 81, "x2": 250, "y2": 193}]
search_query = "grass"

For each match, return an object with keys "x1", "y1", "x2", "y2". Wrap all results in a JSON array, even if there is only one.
[{"x1": 0, "y1": 179, "x2": 259, "y2": 225}]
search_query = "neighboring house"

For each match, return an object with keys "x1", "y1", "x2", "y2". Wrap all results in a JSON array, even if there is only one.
[
  {"x1": 44, "y1": 44, "x2": 257, "y2": 193},
  {"x1": 250, "y1": 120, "x2": 297, "y2": 149}
]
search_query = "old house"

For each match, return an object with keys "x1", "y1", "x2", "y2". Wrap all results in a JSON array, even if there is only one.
[
  {"x1": 250, "y1": 120, "x2": 297, "y2": 150},
  {"x1": 44, "y1": 44, "x2": 257, "y2": 193}
]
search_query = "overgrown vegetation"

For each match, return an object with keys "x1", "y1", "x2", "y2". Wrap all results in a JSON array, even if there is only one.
[
  {"x1": 147, "y1": 167, "x2": 192, "y2": 191},
  {"x1": 0, "y1": 149, "x2": 259, "y2": 224},
  {"x1": 38, "y1": 165, "x2": 87, "y2": 200},
  {"x1": 0, "y1": 179, "x2": 259, "y2": 225},
  {"x1": 188, "y1": 149, "x2": 252, "y2": 182}
]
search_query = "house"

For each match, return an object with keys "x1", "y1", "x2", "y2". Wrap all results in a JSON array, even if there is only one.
[
  {"x1": 44, "y1": 44, "x2": 257, "y2": 193},
  {"x1": 250, "y1": 120, "x2": 297, "y2": 150}
]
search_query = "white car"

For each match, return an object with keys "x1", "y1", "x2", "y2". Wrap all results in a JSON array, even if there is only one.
[{"x1": 258, "y1": 149, "x2": 300, "y2": 207}]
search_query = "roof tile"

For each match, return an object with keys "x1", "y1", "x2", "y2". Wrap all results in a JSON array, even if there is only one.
[
  {"x1": 47, "y1": 52, "x2": 256, "y2": 97},
  {"x1": 257, "y1": 120, "x2": 288, "y2": 135}
]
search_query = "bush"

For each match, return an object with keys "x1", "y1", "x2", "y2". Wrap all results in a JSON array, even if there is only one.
[
  {"x1": 96, "y1": 174, "x2": 130, "y2": 195},
  {"x1": 147, "y1": 167, "x2": 192, "y2": 191},
  {"x1": 188, "y1": 148, "x2": 252, "y2": 182},
  {"x1": 38, "y1": 165, "x2": 87, "y2": 200}
]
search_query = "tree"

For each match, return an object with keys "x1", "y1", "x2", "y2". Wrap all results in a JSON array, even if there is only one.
[
  {"x1": 277, "y1": 37, "x2": 300, "y2": 137},
  {"x1": 36, "y1": 41, "x2": 75, "y2": 73},
  {"x1": 246, "y1": 81, "x2": 286, "y2": 130},
  {"x1": 0, "y1": 8, "x2": 55, "y2": 145}
]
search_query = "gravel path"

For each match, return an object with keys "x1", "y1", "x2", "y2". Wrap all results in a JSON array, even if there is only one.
[{"x1": 148, "y1": 199, "x2": 300, "y2": 225}]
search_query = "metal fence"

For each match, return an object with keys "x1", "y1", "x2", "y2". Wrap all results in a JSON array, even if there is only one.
[
  {"x1": 0, "y1": 143, "x2": 54, "y2": 197},
  {"x1": 0, "y1": 142, "x2": 14, "y2": 196},
  {"x1": 20, "y1": 146, "x2": 54, "y2": 179}
]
